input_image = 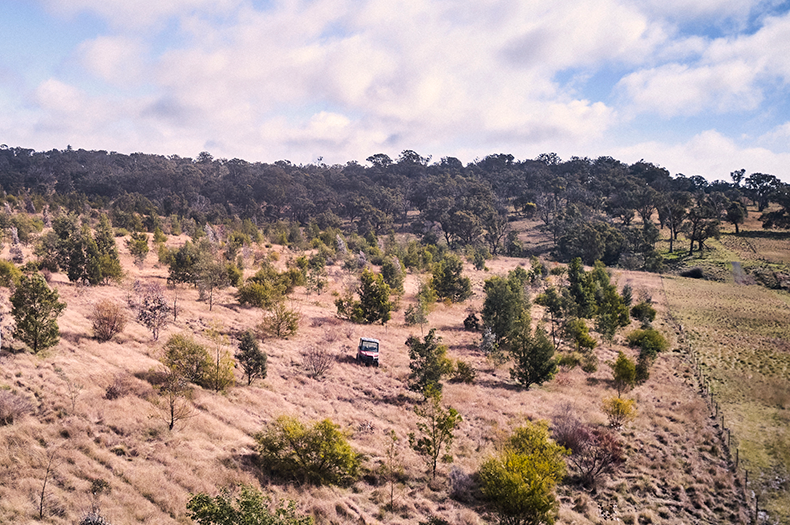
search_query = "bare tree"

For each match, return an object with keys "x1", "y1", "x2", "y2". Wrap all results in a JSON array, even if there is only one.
[
  {"x1": 66, "y1": 378, "x2": 83, "y2": 414},
  {"x1": 303, "y1": 345, "x2": 334, "y2": 379},
  {"x1": 151, "y1": 368, "x2": 194, "y2": 431},
  {"x1": 38, "y1": 444, "x2": 63, "y2": 519}
]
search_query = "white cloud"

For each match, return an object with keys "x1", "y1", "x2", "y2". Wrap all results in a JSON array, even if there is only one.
[
  {"x1": 613, "y1": 129, "x2": 790, "y2": 182},
  {"x1": 34, "y1": 78, "x2": 87, "y2": 113},
  {"x1": 757, "y1": 121, "x2": 790, "y2": 153},
  {"x1": 639, "y1": 0, "x2": 766, "y2": 22},
  {"x1": 78, "y1": 36, "x2": 146, "y2": 85},
  {"x1": 617, "y1": 61, "x2": 762, "y2": 117},
  {"x1": 499, "y1": 0, "x2": 666, "y2": 70},
  {"x1": 2, "y1": 0, "x2": 784, "y2": 176},
  {"x1": 618, "y1": 11, "x2": 790, "y2": 117},
  {"x1": 40, "y1": 0, "x2": 244, "y2": 29}
]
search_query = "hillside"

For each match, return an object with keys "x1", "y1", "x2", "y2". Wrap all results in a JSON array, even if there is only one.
[{"x1": 0, "y1": 228, "x2": 756, "y2": 524}]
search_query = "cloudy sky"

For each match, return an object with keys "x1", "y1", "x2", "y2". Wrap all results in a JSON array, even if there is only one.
[{"x1": 2, "y1": 0, "x2": 790, "y2": 181}]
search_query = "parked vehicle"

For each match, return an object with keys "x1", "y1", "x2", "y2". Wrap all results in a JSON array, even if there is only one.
[{"x1": 356, "y1": 337, "x2": 380, "y2": 367}]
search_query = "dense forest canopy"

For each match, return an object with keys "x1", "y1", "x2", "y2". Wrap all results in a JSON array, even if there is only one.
[{"x1": 1, "y1": 144, "x2": 788, "y2": 267}]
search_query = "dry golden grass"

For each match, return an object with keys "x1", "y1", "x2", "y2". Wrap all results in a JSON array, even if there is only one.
[{"x1": 0, "y1": 234, "x2": 751, "y2": 524}]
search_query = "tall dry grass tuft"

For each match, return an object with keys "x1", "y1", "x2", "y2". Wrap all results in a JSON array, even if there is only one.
[{"x1": 0, "y1": 390, "x2": 34, "y2": 425}]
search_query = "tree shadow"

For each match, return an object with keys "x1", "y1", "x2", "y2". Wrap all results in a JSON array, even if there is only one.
[{"x1": 732, "y1": 230, "x2": 790, "y2": 240}]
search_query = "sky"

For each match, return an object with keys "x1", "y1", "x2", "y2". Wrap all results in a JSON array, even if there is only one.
[{"x1": 2, "y1": 0, "x2": 790, "y2": 181}]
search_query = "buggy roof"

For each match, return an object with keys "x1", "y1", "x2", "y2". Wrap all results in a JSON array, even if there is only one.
[{"x1": 360, "y1": 337, "x2": 380, "y2": 344}]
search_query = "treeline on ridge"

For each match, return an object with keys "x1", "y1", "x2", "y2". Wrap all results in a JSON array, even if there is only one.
[{"x1": 1, "y1": 145, "x2": 789, "y2": 269}]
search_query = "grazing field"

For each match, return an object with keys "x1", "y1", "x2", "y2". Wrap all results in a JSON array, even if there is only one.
[
  {"x1": 0, "y1": 236, "x2": 751, "y2": 524},
  {"x1": 662, "y1": 275, "x2": 790, "y2": 522}
]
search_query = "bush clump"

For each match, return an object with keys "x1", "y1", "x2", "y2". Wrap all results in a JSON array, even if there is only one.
[
  {"x1": 161, "y1": 333, "x2": 213, "y2": 387},
  {"x1": 602, "y1": 396, "x2": 637, "y2": 428},
  {"x1": 260, "y1": 302, "x2": 300, "y2": 339},
  {"x1": 478, "y1": 420, "x2": 567, "y2": 525},
  {"x1": 630, "y1": 301, "x2": 656, "y2": 326},
  {"x1": 236, "y1": 281, "x2": 284, "y2": 309},
  {"x1": 626, "y1": 328, "x2": 669, "y2": 359},
  {"x1": 187, "y1": 484, "x2": 312, "y2": 525},
  {"x1": 0, "y1": 260, "x2": 21, "y2": 288},
  {"x1": 451, "y1": 360, "x2": 476, "y2": 384},
  {"x1": 90, "y1": 299, "x2": 128, "y2": 342},
  {"x1": 255, "y1": 415, "x2": 361, "y2": 485}
]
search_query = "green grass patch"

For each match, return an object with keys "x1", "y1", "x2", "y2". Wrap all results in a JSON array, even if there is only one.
[{"x1": 663, "y1": 276, "x2": 790, "y2": 522}]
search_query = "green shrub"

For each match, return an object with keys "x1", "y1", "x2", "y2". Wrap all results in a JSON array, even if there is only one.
[
  {"x1": 630, "y1": 301, "x2": 656, "y2": 325},
  {"x1": 407, "y1": 329, "x2": 453, "y2": 395},
  {"x1": 626, "y1": 329, "x2": 669, "y2": 358},
  {"x1": 602, "y1": 397, "x2": 637, "y2": 428},
  {"x1": 187, "y1": 483, "x2": 312, "y2": 525},
  {"x1": 580, "y1": 353, "x2": 599, "y2": 373},
  {"x1": 161, "y1": 333, "x2": 212, "y2": 387},
  {"x1": 451, "y1": 360, "x2": 476, "y2": 384},
  {"x1": 381, "y1": 256, "x2": 405, "y2": 294},
  {"x1": 431, "y1": 254, "x2": 472, "y2": 303},
  {"x1": 10, "y1": 273, "x2": 66, "y2": 353},
  {"x1": 409, "y1": 387, "x2": 462, "y2": 479},
  {"x1": 335, "y1": 269, "x2": 393, "y2": 325},
  {"x1": 405, "y1": 303, "x2": 429, "y2": 328},
  {"x1": 557, "y1": 352, "x2": 582, "y2": 370},
  {"x1": 635, "y1": 353, "x2": 652, "y2": 383},
  {"x1": 226, "y1": 263, "x2": 243, "y2": 287},
  {"x1": 236, "y1": 330, "x2": 267, "y2": 385},
  {"x1": 260, "y1": 302, "x2": 300, "y2": 339},
  {"x1": 478, "y1": 420, "x2": 567, "y2": 525},
  {"x1": 563, "y1": 319, "x2": 597, "y2": 352},
  {"x1": 611, "y1": 351, "x2": 636, "y2": 396},
  {"x1": 255, "y1": 415, "x2": 361, "y2": 485},
  {"x1": 0, "y1": 260, "x2": 21, "y2": 288},
  {"x1": 237, "y1": 281, "x2": 284, "y2": 309}
]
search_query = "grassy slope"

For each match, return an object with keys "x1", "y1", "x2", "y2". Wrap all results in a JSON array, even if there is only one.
[
  {"x1": 656, "y1": 207, "x2": 790, "y2": 522},
  {"x1": 662, "y1": 273, "x2": 790, "y2": 522},
  {"x1": 0, "y1": 231, "x2": 749, "y2": 525}
]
